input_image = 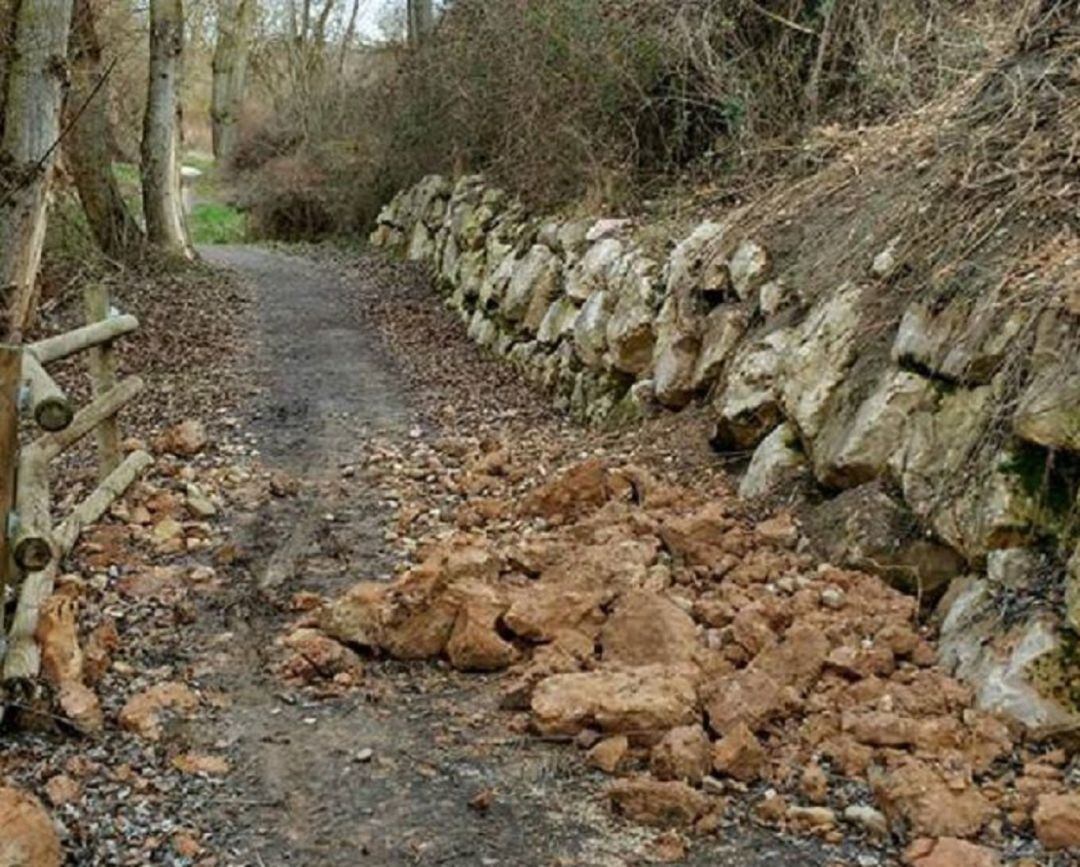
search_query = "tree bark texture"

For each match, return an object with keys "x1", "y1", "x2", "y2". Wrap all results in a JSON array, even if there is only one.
[
  {"x1": 211, "y1": 0, "x2": 255, "y2": 163},
  {"x1": 65, "y1": 0, "x2": 144, "y2": 260},
  {"x1": 407, "y1": 0, "x2": 433, "y2": 48},
  {"x1": 0, "y1": 0, "x2": 75, "y2": 341},
  {"x1": 141, "y1": 0, "x2": 191, "y2": 256}
]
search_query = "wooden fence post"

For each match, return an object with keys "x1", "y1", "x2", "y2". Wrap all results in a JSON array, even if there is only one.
[
  {"x1": 0, "y1": 345, "x2": 22, "y2": 643},
  {"x1": 84, "y1": 284, "x2": 121, "y2": 480}
]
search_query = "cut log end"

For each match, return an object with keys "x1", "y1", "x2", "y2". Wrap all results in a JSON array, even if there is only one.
[
  {"x1": 34, "y1": 397, "x2": 73, "y2": 432},
  {"x1": 14, "y1": 536, "x2": 52, "y2": 572}
]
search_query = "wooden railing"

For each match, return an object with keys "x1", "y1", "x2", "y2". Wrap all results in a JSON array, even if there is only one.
[{"x1": 0, "y1": 287, "x2": 150, "y2": 692}]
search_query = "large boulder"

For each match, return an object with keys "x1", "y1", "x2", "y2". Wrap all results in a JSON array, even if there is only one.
[
  {"x1": 537, "y1": 297, "x2": 579, "y2": 346},
  {"x1": 666, "y1": 221, "x2": 727, "y2": 307}
]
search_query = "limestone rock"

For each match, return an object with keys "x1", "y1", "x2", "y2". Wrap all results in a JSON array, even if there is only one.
[
  {"x1": 691, "y1": 307, "x2": 749, "y2": 392},
  {"x1": 537, "y1": 297, "x2": 579, "y2": 346},
  {"x1": 652, "y1": 330, "x2": 704, "y2": 412},
  {"x1": 801, "y1": 482, "x2": 964, "y2": 598},
  {"x1": 567, "y1": 238, "x2": 623, "y2": 301},
  {"x1": 503, "y1": 245, "x2": 561, "y2": 326},
  {"x1": 738, "y1": 422, "x2": 809, "y2": 499},
  {"x1": 712, "y1": 328, "x2": 791, "y2": 450},
  {"x1": 606, "y1": 295, "x2": 657, "y2": 375},
  {"x1": 780, "y1": 282, "x2": 866, "y2": 443},
  {"x1": 57, "y1": 682, "x2": 104, "y2": 734},
  {"x1": 0, "y1": 787, "x2": 62, "y2": 867},
  {"x1": 36, "y1": 594, "x2": 82, "y2": 687},
  {"x1": 892, "y1": 298, "x2": 1026, "y2": 386},
  {"x1": 1033, "y1": 792, "x2": 1080, "y2": 850},
  {"x1": 1013, "y1": 362, "x2": 1080, "y2": 453},
  {"x1": 607, "y1": 778, "x2": 710, "y2": 827},
  {"x1": 407, "y1": 221, "x2": 435, "y2": 262},
  {"x1": 531, "y1": 666, "x2": 699, "y2": 740},
  {"x1": 938, "y1": 584, "x2": 1080, "y2": 734},
  {"x1": 812, "y1": 369, "x2": 937, "y2": 490},
  {"x1": 599, "y1": 591, "x2": 699, "y2": 667},
  {"x1": 666, "y1": 222, "x2": 726, "y2": 303},
  {"x1": 728, "y1": 239, "x2": 769, "y2": 301},
  {"x1": 649, "y1": 724, "x2": 711, "y2": 784},
  {"x1": 573, "y1": 290, "x2": 613, "y2": 366},
  {"x1": 503, "y1": 587, "x2": 608, "y2": 642},
  {"x1": 711, "y1": 722, "x2": 766, "y2": 782}
]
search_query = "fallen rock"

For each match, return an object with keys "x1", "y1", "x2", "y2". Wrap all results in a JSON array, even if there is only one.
[
  {"x1": 57, "y1": 681, "x2": 104, "y2": 734},
  {"x1": 42, "y1": 775, "x2": 80, "y2": 808},
  {"x1": 36, "y1": 594, "x2": 82, "y2": 686},
  {"x1": 1033, "y1": 792, "x2": 1080, "y2": 851},
  {"x1": 650, "y1": 725, "x2": 711, "y2": 785},
  {"x1": 280, "y1": 628, "x2": 364, "y2": 682},
  {"x1": 118, "y1": 681, "x2": 199, "y2": 741},
  {"x1": 903, "y1": 837, "x2": 1002, "y2": 867},
  {"x1": 445, "y1": 597, "x2": 517, "y2": 672},
  {"x1": 711, "y1": 722, "x2": 766, "y2": 782},
  {"x1": 599, "y1": 591, "x2": 699, "y2": 667},
  {"x1": 172, "y1": 753, "x2": 231, "y2": 776},
  {"x1": 587, "y1": 735, "x2": 629, "y2": 774},
  {"x1": 608, "y1": 778, "x2": 710, "y2": 827},
  {"x1": 872, "y1": 760, "x2": 994, "y2": 839},
  {"x1": 0, "y1": 787, "x2": 62, "y2": 867},
  {"x1": 155, "y1": 419, "x2": 208, "y2": 456},
  {"x1": 531, "y1": 666, "x2": 698, "y2": 741}
]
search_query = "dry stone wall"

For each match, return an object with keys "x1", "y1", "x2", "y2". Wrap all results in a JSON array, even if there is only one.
[{"x1": 370, "y1": 173, "x2": 1080, "y2": 732}]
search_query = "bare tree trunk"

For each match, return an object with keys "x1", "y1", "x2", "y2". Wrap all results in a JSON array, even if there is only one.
[
  {"x1": 66, "y1": 0, "x2": 144, "y2": 260},
  {"x1": 407, "y1": 0, "x2": 433, "y2": 48},
  {"x1": 338, "y1": 0, "x2": 360, "y2": 75},
  {"x1": 141, "y1": 0, "x2": 191, "y2": 257},
  {"x1": 0, "y1": 0, "x2": 76, "y2": 340},
  {"x1": 211, "y1": 0, "x2": 255, "y2": 163}
]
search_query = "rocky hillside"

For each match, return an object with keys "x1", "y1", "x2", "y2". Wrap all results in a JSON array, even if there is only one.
[{"x1": 369, "y1": 12, "x2": 1080, "y2": 734}]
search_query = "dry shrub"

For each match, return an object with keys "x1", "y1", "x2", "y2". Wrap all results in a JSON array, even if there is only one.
[
  {"x1": 246, "y1": 155, "x2": 335, "y2": 240},
  {"x1": 242, "y1": 0, "x2": 1015, "y2": 237}
]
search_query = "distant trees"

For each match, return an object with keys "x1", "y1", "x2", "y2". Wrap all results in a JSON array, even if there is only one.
[
  {"x1": 0, "y1": 0, "x2": 75, "y2": 338},
  {"x1": 66, "y1": 0, "x2": 145, "y2": 261},
  {"x1": 406, "y1": 0, "x2": 433, "y2": 47},
  {"x1": 142, "y1": 0, "x2": 192, "y2": 256},
  {"x1": 211, "y1": 0, "x2": 256, "y2": 163}
]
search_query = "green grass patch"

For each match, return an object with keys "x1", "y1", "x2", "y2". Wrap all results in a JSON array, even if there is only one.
[{"x1": 188, "y1": 201, "x2": 247, "y2": 244}]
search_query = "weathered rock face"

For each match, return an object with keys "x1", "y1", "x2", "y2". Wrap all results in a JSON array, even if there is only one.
[{"x1": 371, "y1": 173, "x2": 1080, "y2": 736}]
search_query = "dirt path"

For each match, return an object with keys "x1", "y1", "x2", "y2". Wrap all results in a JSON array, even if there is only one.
[{"x1": 183, "y1": 246, "x2": 879, "y2": 866}]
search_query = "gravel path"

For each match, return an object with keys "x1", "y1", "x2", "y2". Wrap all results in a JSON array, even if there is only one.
[{"x1": 184, "y1": 245, "x2": 879, "y2": 867}]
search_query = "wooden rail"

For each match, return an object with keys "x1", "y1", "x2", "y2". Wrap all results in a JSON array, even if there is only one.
[{"x1": 0, "y1": 287, "x2": 150, "y2": 694}]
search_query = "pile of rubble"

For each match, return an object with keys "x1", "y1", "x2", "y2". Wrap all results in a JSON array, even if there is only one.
[{"x1": 283, "y1": 448, "x2": 1080, "y2": 862}]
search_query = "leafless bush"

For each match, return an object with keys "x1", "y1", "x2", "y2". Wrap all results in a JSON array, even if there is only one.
[{"x1": 242, "y1": 0, "x2": 1015, "y2": 237}]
